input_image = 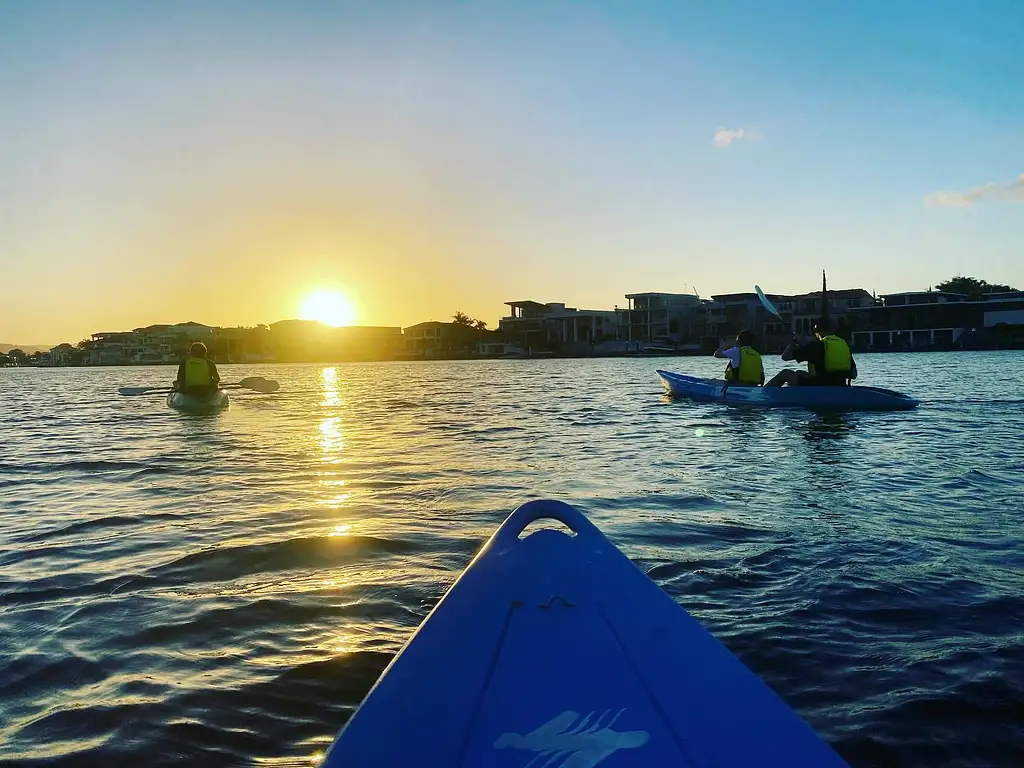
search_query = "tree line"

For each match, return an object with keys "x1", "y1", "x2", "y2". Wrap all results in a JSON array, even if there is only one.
[{"x1": 934, "y1": 276, "x2": 1017, "y2": 298}]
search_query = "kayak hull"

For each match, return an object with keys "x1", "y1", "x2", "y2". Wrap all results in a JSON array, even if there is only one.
[
  {"x1": 657, "y1": 369, "x2": 919, "y2": 411},
  {"x1": 166, "y1": 389, "x2": 230, "y2": 412},
  {"x1": 322, "y1": 499, "x2": 849, "y2": 767}
]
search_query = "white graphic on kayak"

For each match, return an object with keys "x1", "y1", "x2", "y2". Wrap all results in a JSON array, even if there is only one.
[{"x1": 494, "y1": 708, "x2": 649, "y2": 767}]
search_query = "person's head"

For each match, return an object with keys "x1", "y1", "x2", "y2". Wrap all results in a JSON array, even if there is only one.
[
  {"x1": 188, "y1": 341, "x2": 208, "y2": 359},
  {"x1": 813, "y1": 318, "x2": 833, "y2": 338},
  {"x1": 736, "y1": 330, "x2": 756, "y2": 347}
]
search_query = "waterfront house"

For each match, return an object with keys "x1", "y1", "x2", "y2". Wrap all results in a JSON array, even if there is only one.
[
  {"x1": 615, "y1": 293, "x2": 707, "y2": 351},
  {"x1": 87, "y1": 332, "x2": 133, "y2": 365},
  {"x1": 850, "y1": 290, "x2": 1024, "y2": 350},
  {"x1": 500, "y1": 301, "x2": 618, "y2": 354},
  {"x1": 48, "y1": 343, "x2": 77, "y2": 366},
  {"x1": 402, "y1": 321, "x2": 469, "y2": 358},
  {"x1": 130, "y1": 324, "x2": 178, "y2": 363}
]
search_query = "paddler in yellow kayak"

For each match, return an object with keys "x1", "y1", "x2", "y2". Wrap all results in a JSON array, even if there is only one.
[
  {"x1": 173, "y1": 342, "x2": 221, "y2": 394},
  {"x1": 714, "y1": 329, "x2": 765, "y2": 386},
  {"x1": 764, "y1": 269, "x2": 858, "y2": 387},
  {"x1": 765, "y1": 316, "x2": 858, "y2": 387}
]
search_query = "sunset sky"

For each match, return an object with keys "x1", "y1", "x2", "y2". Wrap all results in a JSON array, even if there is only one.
[{"x1": 2, "y1": 0, "x2": 1022, "y2": 344}]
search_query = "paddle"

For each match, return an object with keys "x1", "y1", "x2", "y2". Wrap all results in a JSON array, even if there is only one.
[
  {"x1": 225, "y1": 376, "x2": 280, "y2": 393},
  {"x1": 754, "y1": 285, "x2": 782, "y2": 322},
  {"x1": 755, "y1": 285, "x2": 797, "y2": 344},
  {"x1": 118, "y1": 376, "x2": 279, "y2": 397}
]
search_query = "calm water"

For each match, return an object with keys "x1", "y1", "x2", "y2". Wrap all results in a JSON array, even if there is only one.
[{"x1": 2, "y1": 353, "x2": 1023, "y2": 767}]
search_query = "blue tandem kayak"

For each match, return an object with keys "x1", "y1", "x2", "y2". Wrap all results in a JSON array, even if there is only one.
[
  {"x1": 657, "y1": 369, "x2": 919, "y2": 411},
  {"x1": 322, "y1": 499, "x2": 849, "y2": 767}
]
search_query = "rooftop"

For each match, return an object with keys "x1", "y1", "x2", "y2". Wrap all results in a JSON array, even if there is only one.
[
  {"x1": 880, "y1": 291, "x2": 968, "y2": 298},
  {"x1": 624, "y1": 292, "x2": 700, "y2": 299},
  {"x1": 403, "y1": 321, "x2": 454, "y2": 331}
]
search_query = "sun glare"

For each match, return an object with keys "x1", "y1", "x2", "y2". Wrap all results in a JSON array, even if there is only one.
[{"x1": 300, "y1": 289, "x2": 357, "y2": 327}]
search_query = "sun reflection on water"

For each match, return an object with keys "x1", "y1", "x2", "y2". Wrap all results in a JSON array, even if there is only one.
[
  {"x1": 318, "y1": 418, "x2": 345, "y2": 462},
  {"x1": 321, "y1": 367, "x2": 341, "y2": 407}
]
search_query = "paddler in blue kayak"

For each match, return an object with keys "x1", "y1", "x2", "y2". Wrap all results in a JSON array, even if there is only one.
[
  {"x1": 173, "y1": 342, "x2": 221, "y2": 394},
  {"x1": 714, "y1": 330, "x2": 765, "y2": 386},
  {"x1": 765, "y1": 317, "x2": 857, "y2": 387}
]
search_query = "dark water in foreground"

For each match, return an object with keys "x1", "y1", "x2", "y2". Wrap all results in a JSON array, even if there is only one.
[{"x1": 2, "y1": 353, "x2": 1023, "y2": 766}]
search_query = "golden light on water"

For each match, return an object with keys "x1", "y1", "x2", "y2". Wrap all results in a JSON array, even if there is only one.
[
  {"x1": 321, "y1": 367, "x2": 341, "y2": 407},
  {"x1": 319, "y1": 417, "x2": 344, "y2": 460},
  {"x1": 318, "y1": 366, "x2": 344, "y2": 462},
  {"x1": 299, "y1": 289, "x2": 357, "y2": 327}
]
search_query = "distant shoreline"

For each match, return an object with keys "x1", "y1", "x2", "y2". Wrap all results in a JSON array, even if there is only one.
[{"x1": 3, "y1": 346, "x2": 1022, "y2": 369}]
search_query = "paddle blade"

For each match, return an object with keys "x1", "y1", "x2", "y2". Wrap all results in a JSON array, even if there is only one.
[
  {"x1": 754, "y1": 285, "x2": 783, "y2": 320},
  {"x1": 237, "y1": 376, "x2": 280, "y2": 393},
  {"x1": 118, "y1": 386, "x2": 167, "y2": 396}
]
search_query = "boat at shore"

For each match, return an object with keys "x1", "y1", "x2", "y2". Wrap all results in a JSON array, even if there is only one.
[{"x1": 657, "y1": 369, "x2": 919, "y2": 411}]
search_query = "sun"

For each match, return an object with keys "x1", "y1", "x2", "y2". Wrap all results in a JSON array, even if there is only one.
[{"x1": 299, "y1": 289, "x2": 357, "y2": 327}]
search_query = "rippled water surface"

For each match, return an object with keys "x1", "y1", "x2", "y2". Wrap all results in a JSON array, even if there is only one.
[{"x1": 2, "y1": 354, "x2": 1023, "y2": 766}]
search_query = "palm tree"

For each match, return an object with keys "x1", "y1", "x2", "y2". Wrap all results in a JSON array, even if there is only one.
[
  {"x1": 453, "y1": 311, "x2": 473, "y2": 327},
  {"x1": 474, "y1": 319, "x2": 488, "y2": 331}
]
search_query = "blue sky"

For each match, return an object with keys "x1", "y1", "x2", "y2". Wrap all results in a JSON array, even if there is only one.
[{"x1": 1, "y1": 0, "x2": 1022, "y2": 341}]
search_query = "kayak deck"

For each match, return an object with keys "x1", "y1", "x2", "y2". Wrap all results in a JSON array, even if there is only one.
[
  {"x1": 657, "y1": 369, "x2": 919, "y2": 411},
  {"x1": 322, "y1": 500, "x2": 849, "y2": 767},
  {"x1": 166, "y1": 389, "x2": 230, "y2": 412}
]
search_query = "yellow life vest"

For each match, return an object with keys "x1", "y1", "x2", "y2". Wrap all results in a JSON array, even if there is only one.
[
  {"x1": 184, "y1": 357, "x2": 213, "y2": 387},
  {"x1": 808, "y1": 335, "x2": 851, "y2": 376},
  {"x1": 725, "y1": 346, "x2": 764, "y2": 385}
]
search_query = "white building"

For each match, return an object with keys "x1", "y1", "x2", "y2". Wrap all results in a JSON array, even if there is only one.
[
  {"x1": 131, "y1": 324, "x2": 178, "y2": 363},
  {"x1": 87, "y1": 332, "x2": 133, "y2": 365},
  {"x1": 615, "y1": 293, "x2": 704, "y2": 347},
  {"x1": 500, "y1": 301, "x2": 618, "y2": 349}
]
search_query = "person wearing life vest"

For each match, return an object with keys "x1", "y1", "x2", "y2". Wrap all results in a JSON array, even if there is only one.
[
  {"x1": 714, "y1": 330, "x2": 765, "y2": 386},
  {"x1": 174, "y1": 342, "x2": 221, "y2": 394},
  {"x1": 765, "y1": 318, "x2": 857, "y2": 387}
]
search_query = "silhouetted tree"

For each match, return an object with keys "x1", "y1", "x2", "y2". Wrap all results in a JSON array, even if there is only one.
[{"x1": 936, "y1": 276, "x2": 1016, "y2": 298}]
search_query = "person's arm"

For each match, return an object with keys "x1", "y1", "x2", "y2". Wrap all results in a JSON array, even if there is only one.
[
  {"x1": 174, "y1": 362, "x2": 185, "y2": 389},
  {"x1": 715, "y1": 346, "x2": 741, "y2": 369},
  {"x1": 209, "y1": 360, "x2": 221, "y2": 385},
  {"x1": 849, "y1": 356, "x2": 858, "y2": 380},
  {"x1": 713, "y1": 338, "x2": 735, "y2": 358}
]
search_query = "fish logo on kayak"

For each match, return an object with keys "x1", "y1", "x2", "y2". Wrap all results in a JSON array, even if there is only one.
[{"x1": 494, "y1": 709, "x2": 649, "y2": 767}]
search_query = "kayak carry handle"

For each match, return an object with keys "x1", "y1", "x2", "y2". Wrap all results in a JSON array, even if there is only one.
[{"x1": 491, "y1": 499, "x2": 603, "y2": 548}]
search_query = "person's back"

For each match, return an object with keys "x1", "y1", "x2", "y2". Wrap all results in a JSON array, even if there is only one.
[
  {"x1": 175, "y1": 342, "x2": 220, "y2": 394},
  {"x1": 807, "y1": 330, "x2": 855, "y2": 386},
  {"x1": 766, "y1": 320, "x2": 857, "y2": 387},
  {"x1": 716, "y1": 330, "x2": 765, "y2": 386}
]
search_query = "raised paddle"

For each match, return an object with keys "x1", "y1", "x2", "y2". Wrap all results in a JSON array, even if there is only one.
[
  {"x1": 118, "y1": 376, "x2": 279, "y2": 397},
  {"x1": 755, "y1": 285, "x2": 797, "y2": 343}
]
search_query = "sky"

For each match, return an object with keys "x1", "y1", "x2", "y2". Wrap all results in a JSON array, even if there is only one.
[{"x1": 1, "y1": 0, "x2": 1022, "y2": 344}]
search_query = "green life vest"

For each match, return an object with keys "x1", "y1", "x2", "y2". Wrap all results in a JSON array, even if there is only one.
[
  {"x1": 725, "y1": 345, "x2": 764, "y2": 385},
  {"x1": 808, "y1": 335, "x2": 851, "y2": 376},
  {"x1": 184, "y1": 357, "x2": 213, "y2": 387}
]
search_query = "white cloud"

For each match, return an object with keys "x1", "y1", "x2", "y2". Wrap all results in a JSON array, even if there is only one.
[
  {"x1": 925, "y1": 173, "x2": 1024, "y2": 207},
  {"x1": 713, "y1": 127, "x2": 746, "y2": 148}
]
